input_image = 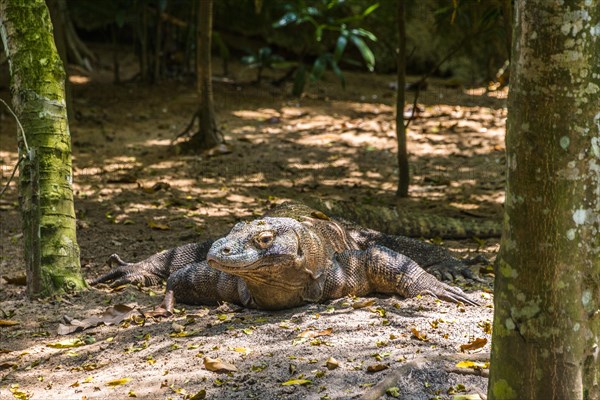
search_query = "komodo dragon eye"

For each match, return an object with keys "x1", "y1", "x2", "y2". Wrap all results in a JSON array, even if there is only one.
[{"x1": 255, "y1": 231, "x2": 275, "y2": 249}]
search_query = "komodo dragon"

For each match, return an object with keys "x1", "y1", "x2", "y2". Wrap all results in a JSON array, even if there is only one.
[{"x1": 92, "y1": 202, "x2": 481, "y2": 311}]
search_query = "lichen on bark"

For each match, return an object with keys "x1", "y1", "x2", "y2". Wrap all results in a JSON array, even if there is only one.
[{"x1": 488, "y1": 0, "x2": 600, "y2": 399}]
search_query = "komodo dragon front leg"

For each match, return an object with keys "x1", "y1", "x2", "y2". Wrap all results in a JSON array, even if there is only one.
[
  {"x1": 91, "y1": 241, "x2": 214, "y2": 287},
  {"x1": 323, "y1": 245, "x2": 479, "y2": 306}
]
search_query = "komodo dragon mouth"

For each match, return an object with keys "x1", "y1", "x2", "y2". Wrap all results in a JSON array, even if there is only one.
[{"x1": 206, "y1": 253, "x2": 294, "y2": 274}]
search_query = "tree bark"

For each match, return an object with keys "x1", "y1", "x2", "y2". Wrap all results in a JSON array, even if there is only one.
[
  {"x1": 395, "y1": 0, "x2": 409, "y2": 197},
  {"x1": 187, "y1": 0, "x2": 223, "y2": 151},
  {"x1": 488, "y1": 1, "x2": 600, "y2": 399},
  {"x1": 0, "y1": 0, "x2": 86, "y2": 297}
]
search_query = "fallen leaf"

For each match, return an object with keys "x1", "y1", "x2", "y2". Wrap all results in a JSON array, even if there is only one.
[
  {"x1": 147, "y1": 220, "x2": 170, "y2": 230},
  {"x1": 455, "y1": 361, "x2": 489, "y2": 369},
  {"x1": 386, "y1": 386, "x2": 401, "y2": 398},
  {"x1": 0, "y1": 320, "x2": 19, "y2": 327},
  {"x1": 352, "y1": 299, "x2": 376, "y2": 309},
  {"x1": 231, "y1": 347, "x2": 252, "y2": 355},
  {"x1": 8, "y1": 384, "x2": 29, "y2": 400},
  {"x1": 325, "y1": 357, "x2": 339, "y2": 370},
  {"x1": 460, "y1": 337, "x2": 488, "y2": 352},
  {"x1": 189, "y1": 389, "x2": 207, "y2": 400},
  {"x1": 47, "y1": 338, "x2": 86, "y2": 348},
  {"x1": 204, "y1": 143, "x2": 232, "y2": 157},
  {"x1": 203, "y1": 356, "x2": 237, "y2": 373},
  {"x1": 105, "y1": 377, "x2": 132, "y2": 387},
  {"x1": 452, "y1": 395, "x2": 482, "y2": 400},
  {"x1": 367, "y1": 363, "x2": 389, "y2": 372},
  {"x1": 281, "y1": 378, "x2": 311, "y2": 386},
  {"x1": 297, "y1": 328, "x2": 333, "y2": 338},
  {"x1": 58, "y1": 304, "x2": 140, "y2": 335},
  {"x1": 411, "y1": 328, "x2": 429, "y2": 342}
]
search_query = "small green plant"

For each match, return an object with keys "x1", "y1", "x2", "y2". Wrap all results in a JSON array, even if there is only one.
[{"x1": 273, "y1": 0, "x2": 379, "y2": 95}]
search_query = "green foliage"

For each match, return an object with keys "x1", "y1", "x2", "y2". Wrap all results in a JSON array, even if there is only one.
[{"x1": 272, "y1": 0, "x2": 379, "y2": 94}]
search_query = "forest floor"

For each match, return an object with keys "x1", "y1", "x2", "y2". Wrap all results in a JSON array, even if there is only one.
[{"x1": 0, "y1": 52, "x2": 507, "y2": 400}]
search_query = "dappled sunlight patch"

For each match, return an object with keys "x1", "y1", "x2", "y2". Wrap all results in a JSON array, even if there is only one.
[
  {"x1": 231, "y1": 108, "x2": 281, "y2": 121},
  {"x1": 69, "y1": 75, "x2": 91, "y2": 85}
]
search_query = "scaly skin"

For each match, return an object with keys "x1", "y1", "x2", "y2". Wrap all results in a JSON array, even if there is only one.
[{"x1": 92, "y1": 202, "x2": 481, "y2": 311}]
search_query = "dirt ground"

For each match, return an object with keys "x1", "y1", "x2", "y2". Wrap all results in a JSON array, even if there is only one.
[{"x1": 0, "y1": 53, "x2": 506, "y2": 400}]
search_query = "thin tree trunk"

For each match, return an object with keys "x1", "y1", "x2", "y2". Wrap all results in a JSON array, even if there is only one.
[
  {"x1": 488, "y1": 0, "x2": 600, "y2": 399},
  {"x1": 395, "y1": 0, "x2": 409, "y2": 197},
  {"x1": 187, "y1": 0, "x2": 223, "y2": 150},
  {"x1": 0, "y1": 0, "x2": 86, "y2": 297}
]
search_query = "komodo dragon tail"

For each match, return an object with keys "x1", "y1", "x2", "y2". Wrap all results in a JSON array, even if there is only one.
[{"x1": 306, "y1": 199, "x2": 501, "y2": 239}]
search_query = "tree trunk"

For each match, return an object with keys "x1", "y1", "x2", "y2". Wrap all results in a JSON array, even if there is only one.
[
  {"x1": 46, "y1": 0, "x2": 72, "y2": 119},
  {"x1": 488, "y1": 1, "x2": 600, "y2": 399},
  {"x1": 395, "y1": 0, "x2": 409, "y2": 197},
  {"x1": 187, "y1": 0, "x2": 223, "y2": 151},
  {"x1": 0, "y1": 0, "x2": 86, "y2": 297}
]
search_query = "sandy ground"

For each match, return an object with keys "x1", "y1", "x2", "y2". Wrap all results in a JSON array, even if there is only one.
[{"x1": 0, "y1": 53, "x2": 505, "y2": 399}]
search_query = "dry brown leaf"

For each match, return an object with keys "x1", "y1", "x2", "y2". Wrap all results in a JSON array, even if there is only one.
[
  {"x1": 460, "y1": 337, "x2": 488, "y2": 352},
  {"x1": 297, "y1": 328, "x2": 333, "y2": 339},
  {"x1": 367, "y1": 363, "x2": 389, "y2": 372},
  {"x1": 411, "y1": 327, "x2": 429, "y2": 342},
  {"x1": 0, "y1": 320, "x2": 19, "y2": 327},
  {"x1": 325, "y1": 357, "x2": 340, "y2": 370},
  {"x1": 57, "y1": 304, "x2": 140, "y2": 335},
  {"x1": 203, "y1": 356, "x2": 237, "y2": 373}
]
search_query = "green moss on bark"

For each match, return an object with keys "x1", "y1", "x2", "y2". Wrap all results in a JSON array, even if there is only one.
[{"x1": 0, "y1": 0, "x2": 87, "y2": 296}]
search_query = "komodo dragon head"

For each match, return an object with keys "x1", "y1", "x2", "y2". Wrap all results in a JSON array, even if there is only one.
[{"x1": 206, "y1": 217, "x2": 332, "y2": 309}]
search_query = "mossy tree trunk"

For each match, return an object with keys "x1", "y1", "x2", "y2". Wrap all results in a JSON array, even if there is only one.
[
  {"x1": 488, "y1": 0, "x2": 600, "y2": 399},
  {"x1": 395, "y1": 0, "x2": 409, "y2": 197},
  {"x1": 187, "y1": 0, "x2": 223, "y2": 151},
  {"x1": 0, "y1": 0, "x2": 87, "y2": 297}
]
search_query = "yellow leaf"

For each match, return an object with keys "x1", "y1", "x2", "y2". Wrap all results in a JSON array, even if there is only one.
[
  {"x1": 128, "y1": 390, "x2": 137, "y2": 397},
  {"x1": 105, "y1": 377, "x2": 132, "y2": 387},
  {"x1": 0, "y1": 320, "x2": 19, "y2": 327},
  {"x1": 83, "y1": 376, "x2": 93, "y2": 383},
  {"x1": 231, "y1": 347, "x2": 252, "y2": 355},
  {"x1": 9, "y1": 384, "x2": 30, "y2": 400},
  {"x1": 352, "y1": 299, "x2": 376, "y2": 309},
  {"x1": 203, "y1": 356, "x2": 237, "y2": 373},
  {"x1": 460, "y1": 337, "x2": 488, "y2": 352},
  {"x1": 47, "y1": 338, "x2": 86, "y2": 348},
  {"x1": 281, "y1": 378, "x2": 311, "y2": 386},
  {"x1": 455, "y1": 360, "x2": 489, "y2": 369}
]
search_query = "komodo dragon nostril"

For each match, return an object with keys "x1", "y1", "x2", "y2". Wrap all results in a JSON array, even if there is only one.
[{"x1": 221, "y1": 247, "x2": 231, "y2": 255}]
